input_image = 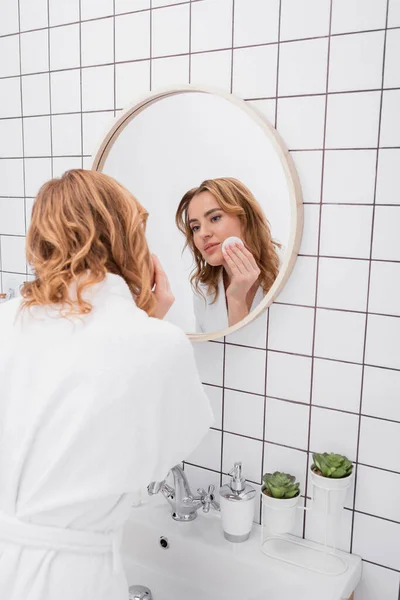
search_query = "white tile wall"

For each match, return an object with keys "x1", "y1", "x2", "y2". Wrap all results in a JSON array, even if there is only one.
[{"x1": 1, "y1": 2, "x2": 399, "y2": 596}]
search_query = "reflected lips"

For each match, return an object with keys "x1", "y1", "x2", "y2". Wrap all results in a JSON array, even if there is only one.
[{"x1": 204, "y1": 243, "x2": 220, "y2": 255}]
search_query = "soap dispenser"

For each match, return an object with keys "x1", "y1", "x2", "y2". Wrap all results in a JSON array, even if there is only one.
[{"x1": 219, "y1": 462, "x2": 256, "y2": 542}]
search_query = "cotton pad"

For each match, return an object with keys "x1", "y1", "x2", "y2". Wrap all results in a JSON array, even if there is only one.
[{"x1": 222, "y1": 236, "x2": 244, "y2": 253}]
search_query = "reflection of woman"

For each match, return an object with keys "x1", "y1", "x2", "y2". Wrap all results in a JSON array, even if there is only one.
[
  {"x1": 0, "y1": 170, "x2": 213, "y2": 600},
  {"x1": 176, "y1": 177, "x2": 281, "y2": 332}
]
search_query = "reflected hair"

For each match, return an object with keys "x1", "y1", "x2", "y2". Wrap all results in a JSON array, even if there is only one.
[
  {"x1": 21, "y1": 169, "x2": 156, "y2": 317},
  {"x1": 175, "y1": 177, "x2": 281, "y2": 302}
]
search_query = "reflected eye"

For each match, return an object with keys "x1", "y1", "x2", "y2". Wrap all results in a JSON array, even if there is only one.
[
  {"x1": 211, "y1": 215, "x2": 221, "y2": 223},
  {"x1": 191, "y1": 225, "x2": 200, "y2": 233}
]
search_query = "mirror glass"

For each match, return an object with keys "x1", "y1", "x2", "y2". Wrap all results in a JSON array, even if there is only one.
[{"x1": 95, "y1": 90, "x2": 302, "y2": 338}]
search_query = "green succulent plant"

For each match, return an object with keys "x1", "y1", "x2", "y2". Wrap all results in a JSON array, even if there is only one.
[
  {"x1": 312, "y1": 452, "x2": 353, "y2": 479},
  {"x1": 262, "y1": 471, "x2": 300, "y2": 499}
]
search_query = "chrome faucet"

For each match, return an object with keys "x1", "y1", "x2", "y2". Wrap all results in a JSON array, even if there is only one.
[{"x1": 147, "y1": 465, "x2": 220, "y2": 522}]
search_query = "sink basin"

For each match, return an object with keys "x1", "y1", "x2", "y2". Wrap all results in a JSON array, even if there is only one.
[{"x1": 122, "y1": 496, "x2": 362, "y2": 600}]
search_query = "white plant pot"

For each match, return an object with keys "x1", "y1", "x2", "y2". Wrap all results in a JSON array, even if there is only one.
[
  {"x1": 310, "y1": 468, "x2": 353, "y2": 515},
  {"x1": 261, "y1": 492, "x2": 300, "y2": 535}
]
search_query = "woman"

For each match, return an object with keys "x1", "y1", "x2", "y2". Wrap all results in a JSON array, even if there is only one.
[
  {"x1": 0, "y1": 170, "x2": 213, "y2": 600},
  {"x1": 176, "y1": 177, "x2": 281, "y2": 332}
]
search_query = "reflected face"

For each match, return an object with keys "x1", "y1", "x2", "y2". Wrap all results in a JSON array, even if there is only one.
[{"x1": 188, "y1": 191, "x2": 243, "y2": 266}]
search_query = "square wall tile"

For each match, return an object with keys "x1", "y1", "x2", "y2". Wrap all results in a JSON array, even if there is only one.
[
  {"x1": 115, "y1": 61, "x2": 150, "y2": 109},
  {"x1": 356, "y1": 465, "x2": 400, "y2": 523},
  {"x1": 52, "y1": 114, "x2": 82, "y2": 156},
  {"x1": 359, "y1": 416, "x2": 400, "y2": 472},
  {"x1": 233, "y1": 45, "x2": 277, "y2": 99},
  {"x1": 151, "y1": 56, "x2": 189, "y2": 89},
  {"x1": 203, "y1": 384, "x2": 222, "y2": 430},
  {"x1": 82, "y1": 66, "x2": 114, "y2": 112},
  {"x1": 317, "y1": 257, "x2": 369, "y2": 312},
  {"x1": 50, "y1": 24, "x2": 80, "y2": 71},
  {"x1": 290, "y1": 151, "x2": 323, "y2": 204},
  {"x1": 277, "y1": 96, "x2": 326, "y2": 150},
  {"x1": 193, "y1": 341, "x2": 224, "y2": 386},
  {"x1": 247, "y1": 100, "x2": 276, "y2": 127},
  {"x1": 279, "y1": 38, "x2": 328, "y2": 97},
  {"x1": 265, "y1": 398, "x2": 309, "y2": 450},
  {"x1": 329, "y1": 31, "x2": 384, "y2": 93},
  {"x1": 0, "y1": 236, "x2": 26, "y2": 273},
  {"x1": 310, "y1": 406, "x2": 358, "y2": 461},
  {"x1": 186, "y1": 427, "x2": 221, "y2": 472},
  {"x1": 191, "y1": 0, "x2": 233, "y2": 53},
  {"x1": 153, "y1": 0, "x2": 186, "y2": 6},
  {"x1": 190, "y1": 50, "x2": 232, "y2": 92},
  {"x1": 82, "y1": 111, "x2": 115, "y2": 155},
  {"x1": 352, "y1": 512, "x2": 400, "y2": 572},
  {"x1": 299, "y1": 204, "x2": 319, "y2": 255},
  {"x1": 315, "y1": 308, "x2": 366, "y2": 363},
  {"x1": 52, "y1": 157, "x2": 81, "y2": 179},
  {"x1": 369, "y1": 261, "x2": 400, "y2": 317},
  {"x1": 362, "y1": 366, "x2": 400, "y2": 422},
  {"x1": 224, "y1": 388, "x2": 264, "y2": 440},
  {"x1": 224, "y1": 344, "x2": 266, "y2": 395},
  {"x1": 234, "y1": 0, "x2": 279, "y2": 47},
  {"x1": 115, "y1": 12, "x2": 151, "y2": 62},
  {"x1": 384, "y1": 29, "x2": 400, "y2": 89},
  {"x1": 116, "y1": 0, "x2": 150, "y2": 12},
  {"x1": 22, "y1": 73, "x2": 51, "y2": 116},
  {"x1": 376, "y1": 149, "x2": 400, "y2": 204},
  {"x1": 280, "y1": 0, "x2": 331, "y2": 41},
  {"x1": 267, "y1": 351, "x2": 312, "y2": 404},
  {"x1": 388, "y1": 0, "x2": 400, "y2": 27},
  {"x1": 0, "y1": 36, "x2": 20, "y2": 78},
  {"x1": 0, "y1": 119, "x2": 23, "y2": 158},
  {"x1": 372, "y1": 206, "x2": 400, "y2": 261},
  {"x1": 354, "y1": 562, "x2": 400, "y2": 600},
  {"x1": 0, "y1": 78, "x2": 22, "y2": 118},
  {"x1": 331, "y1": 0, "x2": 387, "y2": 34},
  {"x1": 323, "y1": 150, "x2": 377, "y2": 204},
  {"x1": 365, "y1": 314, "x2": 400, "y2": 370},
  {"x1": 305, "y1": 507, "x2": 352, "y2": 552},
  {"x1": 379, "y1": 90, "x2": 400, "y2": 147},
  {"x1": 23, "y1": 117, "x2": 51, "y2": 157},
  {"x1": 223, "y1": 432, "x2": 263, "y2": 483},
  {"x1": 50, "y1": 69, "x2": 81, "y2": 114},
  {"x1": 20, "y1": 0, "x2": 48, "y2": 31},
  {"x1": 268, "y1": 304, "x2": 315, "y2": 356},
  {"x1": 24, "y1": 158, "x2": 52, "y2": 197},
  {"x1": 21, "y1": 30, "x2": 49, "y2": 75},
  {"x1": 325, "y1": 91, "x2": 381, "y2": 149},
  {"x1": 276, "y1": 256, "x2": 317, "y2": 306},
  {"x1": 0, "y1": 198, "x2": 25, "y2": 236},
  {"x1": 312, "y1": 358, "x2": 362, "y2": 413},
  {"x1": 81, "y1": 17, "x2": 114, "y2": 67},
  {"x1": 49, "y1": 0, "x2": 80, "y2": 26},
  {"x1": 0, "y1": 160, "x2": 24, "y2": 197},
  {"x1": 152, "y1": 4, "x2": 189, "y2": 58},
  {"x1": 227, "y1": 311, "x2": 267, "y2": 350},
  {"x1": 263, "y1": 443, "x2": 308, "y2": 494},
  {"x1": 320, "y1": 205, "x2": 373, "y2": 259},
  {"x1": 80, "y1": 0, "x2": 113, "y2": 20},
  {"x1": 0, "y1": 2, "x2": 19, "y2": 36}
]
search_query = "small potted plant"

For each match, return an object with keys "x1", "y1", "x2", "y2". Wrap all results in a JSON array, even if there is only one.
[
  {"x1": 310, "y1": 452, "x2": 353, "y2": 514},
  {"x1": 261, "y1": 471, "x2": 301, "y2": 535}
]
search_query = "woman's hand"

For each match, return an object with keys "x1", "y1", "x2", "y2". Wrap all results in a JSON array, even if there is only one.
[
  {"x1": 222, "y1": 243, "x2": 260, "y2": 326},
  {"x1": 151, "y1": 254, "x2": 175, "y2": 319}
]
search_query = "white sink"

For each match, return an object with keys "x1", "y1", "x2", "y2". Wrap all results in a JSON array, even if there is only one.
[{"x1": 122, "y1": 496, "x2": 362, "y2": 600}]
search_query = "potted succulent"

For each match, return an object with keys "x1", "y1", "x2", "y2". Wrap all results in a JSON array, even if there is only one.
[
  {"x1": 261, "y1": 472, "x2": 301, "y2": 535},
  {"x1": 310, "y1": 452, "x2": 353, "y2": 514}
]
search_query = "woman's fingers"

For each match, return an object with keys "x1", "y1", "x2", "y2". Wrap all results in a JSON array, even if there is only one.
[
  {"x1": 223, "y1": 245, "x2": 245, "y2": 274},
  {"x1": 227, "y1": 244, "x2": 254, "y2": 274}
]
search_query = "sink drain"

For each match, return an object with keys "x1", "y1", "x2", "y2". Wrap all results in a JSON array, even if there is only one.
[
  {"x1": 129, "y1": 584, "x2": 153, "y2": 599},
  {"x1": 159, "y1": 536, "x2": 170, "y2": 549}
]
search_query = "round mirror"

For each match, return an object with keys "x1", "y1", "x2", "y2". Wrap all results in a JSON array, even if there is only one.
[{"x1": 92, "y1": 86, "x2": 303, "y2": 341}]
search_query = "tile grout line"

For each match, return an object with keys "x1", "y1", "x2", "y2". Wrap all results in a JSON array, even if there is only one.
[
  {"x1": 78, "y1": 0, "x2": 84, "y2": 167},
  {"x1": 349, "y1": 0, "x2": 391, "y2": 555},
  {"x1": 47, "y1": 0, "x2": 54, "y2": 179}
]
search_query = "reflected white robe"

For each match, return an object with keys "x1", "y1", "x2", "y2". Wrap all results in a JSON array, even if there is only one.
[
  {"x1": 193, "y1": 276, "x2": 264, "y2": 333},
  {"x1": 0, "y1": 273, "x2": 213, "y2": 600}
]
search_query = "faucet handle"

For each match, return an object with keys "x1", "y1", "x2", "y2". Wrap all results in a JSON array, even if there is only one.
[{"x1": 197, "y1": 485, "x2": 220, "y2": 513}]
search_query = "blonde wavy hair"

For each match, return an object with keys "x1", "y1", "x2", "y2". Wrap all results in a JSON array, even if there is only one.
[
  {"x1": 21, "y1": 169, "x2": 156, "y2": 317},
  {"x1": 175, "y1": 177, "x2": 281, "y2": 302}
]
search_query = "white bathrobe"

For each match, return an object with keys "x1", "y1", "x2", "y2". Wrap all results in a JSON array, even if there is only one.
[
  {"x1": 0, "y1": 273, "x2": 213, "y2": 600},
  {"x1": 193, "y1": 276, "x2": 265, "y2": 333}
]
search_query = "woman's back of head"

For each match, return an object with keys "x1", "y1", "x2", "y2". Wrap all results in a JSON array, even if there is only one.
[{"x1": 21, "y1": 169, "x2": 155, "y2": 317}]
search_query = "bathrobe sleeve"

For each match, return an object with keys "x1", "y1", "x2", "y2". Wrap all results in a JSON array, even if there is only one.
[{"x1": 193, "y1": 290, "x2": 206, "y2": 334}]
